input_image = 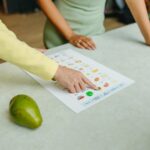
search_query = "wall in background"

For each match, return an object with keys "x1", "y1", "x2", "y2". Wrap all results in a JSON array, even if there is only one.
[{"x1": 2, "y1": 0, "x2": 39, "y2": 13}]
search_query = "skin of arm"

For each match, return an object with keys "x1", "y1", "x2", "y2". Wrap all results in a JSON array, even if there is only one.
[
  {"x1": 126, "y1": 0, "x2": 150, "y2": 45},
  {"x1": 37, "y1": 0, "x2": 74, "y2": 41},
  {"x1": 37, "y1": 0, "x2": 96, "y2": 50}
]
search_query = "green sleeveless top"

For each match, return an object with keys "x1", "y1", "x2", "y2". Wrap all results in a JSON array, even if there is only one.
[{"x1": 44, "y1": 0, "x2": 106, "y2": 48}]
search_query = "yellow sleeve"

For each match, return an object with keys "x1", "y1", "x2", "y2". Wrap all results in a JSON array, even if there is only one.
[{"x1": 0, "y1": 20, "x2": 58, "y2": 80}]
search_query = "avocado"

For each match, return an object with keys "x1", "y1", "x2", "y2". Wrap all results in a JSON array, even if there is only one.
[{"x1": 9, "y1": 94, "x2": 43, "y2": 129}]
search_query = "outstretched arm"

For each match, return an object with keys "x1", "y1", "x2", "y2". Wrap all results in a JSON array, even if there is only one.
[
  {"x1": 37, "y1": 0, "x2": 95, "y2": 50},
  {"x1": 0, "y1": 20, "x2": 97, "y2": 93},
  {"x1": 126, "y1": 0, "x2": 150, "y2": 45}
]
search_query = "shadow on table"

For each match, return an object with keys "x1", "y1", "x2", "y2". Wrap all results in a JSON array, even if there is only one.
[{"x1": 0, "y1": 59, "x2": 5, "y2": 64}]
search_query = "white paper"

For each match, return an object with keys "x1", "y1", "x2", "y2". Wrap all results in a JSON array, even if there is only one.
[{"x1": 27, "y1": 49, "x2": 134, "y2": 113}]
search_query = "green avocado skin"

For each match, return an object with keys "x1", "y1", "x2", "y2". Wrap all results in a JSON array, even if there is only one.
[{"x1": 9, "y1": 95, "x2": 43, "y2": 129}]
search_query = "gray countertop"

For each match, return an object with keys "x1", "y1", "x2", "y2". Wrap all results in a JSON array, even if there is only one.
[{"x1": 0, "y1": 24, "x2": 150, "y2": 150}]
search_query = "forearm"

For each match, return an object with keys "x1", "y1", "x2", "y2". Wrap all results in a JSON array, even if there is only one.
[
  {"x1": 37, "y1": 0, "x2": 74, "y2": 40},
  {"x1": 0, "y1": 20, "x2": 58, "y2": 80},
  {"x1": 126, "y1": 0, "x2": 150, "y2": 44}
]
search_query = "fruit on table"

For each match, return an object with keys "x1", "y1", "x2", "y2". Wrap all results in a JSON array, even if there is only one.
[{"x1": 9, "y1": 94, "x2": 43, "y2": 129}]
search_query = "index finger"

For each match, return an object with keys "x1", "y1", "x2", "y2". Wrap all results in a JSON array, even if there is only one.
[
  {"x1": 82, "y1": 76, "x2": 98, "y2": 90},
  {"x1": 86, "y1": 37, "x2": 96, "y2": 49},
  {"x1": 82, "y1": 38, "x2": 96, "y2": 50}
]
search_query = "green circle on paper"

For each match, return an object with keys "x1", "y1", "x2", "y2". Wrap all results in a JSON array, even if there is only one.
[{"x1": 86, "y1": 91, "x2": 93, "y2": 97}]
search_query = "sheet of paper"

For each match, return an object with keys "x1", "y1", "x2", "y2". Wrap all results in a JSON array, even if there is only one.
[{"x1": 27, "y1": 49, "x2": 134, "y2": 113}]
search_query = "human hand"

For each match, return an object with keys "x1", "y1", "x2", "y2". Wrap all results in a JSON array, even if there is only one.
[
  {"x1": 54, "y1": 65, "x2": 97, "y2": 93},
  {"x1": 69, "y1": 34, "x2": 96, "y2": 50}
]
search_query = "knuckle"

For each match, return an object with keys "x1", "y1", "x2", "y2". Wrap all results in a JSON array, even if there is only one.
[
  {"x1": 76, "y1": 70, "x2": 81, "y2": 75},
  {"x1": 69, "y1": 89, "x2": 74, "y2": 93},
  {"x1": 81, "y1": 84, "x2": 86, "y2": 89}
]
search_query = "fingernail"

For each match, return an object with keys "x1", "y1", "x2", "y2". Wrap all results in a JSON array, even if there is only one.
[{"x1": 94, "y1": 86, "x2": 99, "y2": 90}]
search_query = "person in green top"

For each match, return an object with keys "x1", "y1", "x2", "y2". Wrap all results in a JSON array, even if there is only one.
[{"x1": 37, "y1": 0, "x2": 150, "y2": 50}]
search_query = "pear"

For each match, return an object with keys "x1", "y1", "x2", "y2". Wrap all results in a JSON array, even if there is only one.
[{"x1": 9, "y1": 94, "x2": 43, "y2": 129}]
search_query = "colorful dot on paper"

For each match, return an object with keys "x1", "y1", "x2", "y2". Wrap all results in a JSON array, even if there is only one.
[
  {"x1": 75, "y1": 60, "x2": 82, "y2": 63},
  {"x1": 92, "y1": 69, "x2": 99, "y2": 73},
  {"x1": 86, "y1": 91, "x2": 94, "y2": 96},
  {"x1": 94, "y1": 77, "x2": 100, "y2": 82},
  {"x1": 78, "y1": 96, "x2": 85, "y2": 100},
  {"x1": 79, "y1": 68, "x2": 84, "y2": 71},
  {"x1": 98, "y1": 87, "x2": 102, "y2": 90},
  {"x1": 104, "y1": 82, "x2": 109, "y2": 87}
]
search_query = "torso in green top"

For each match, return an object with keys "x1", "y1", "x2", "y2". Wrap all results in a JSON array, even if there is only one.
[{"x1": 44, "y1": 0, "x2": 106, "y2": 48}]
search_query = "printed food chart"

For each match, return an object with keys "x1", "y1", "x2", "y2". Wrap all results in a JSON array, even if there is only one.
[{"x1": 27, "y1": 49, "x2": 134, "y2": 113}]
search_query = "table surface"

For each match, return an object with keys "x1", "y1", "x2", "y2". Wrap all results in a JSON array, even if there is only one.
[{"x1": 1, "y1": 24, "x2": 150, "y2": 150}]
